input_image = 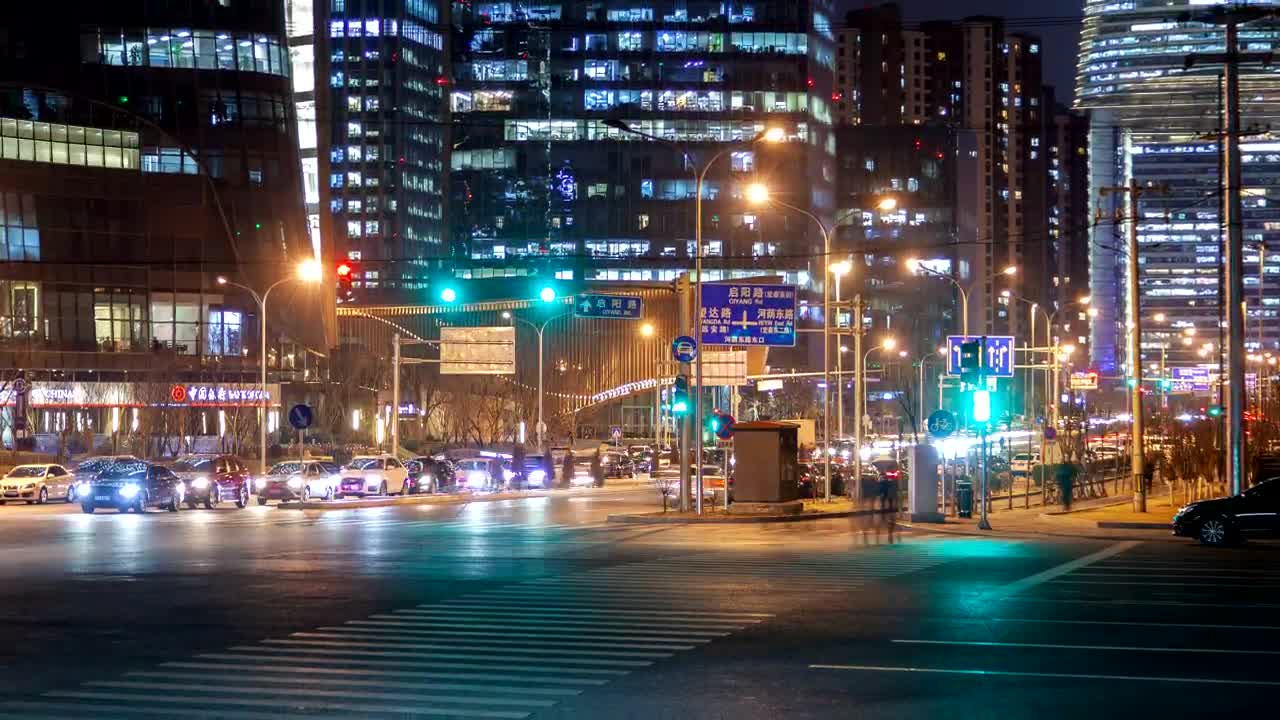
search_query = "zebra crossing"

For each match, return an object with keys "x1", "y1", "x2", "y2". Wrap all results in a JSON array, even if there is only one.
[{"x1": 1, "y1": 541, "x2": 955, "y2": 718}]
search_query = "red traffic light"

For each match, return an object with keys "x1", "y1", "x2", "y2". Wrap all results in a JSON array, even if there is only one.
[
  {"x1": 336, "y1": 262, "x2": 353, "y2": 277},
  {"x1": 336, "y1": 262, "x2": 356, "y2": 288}
]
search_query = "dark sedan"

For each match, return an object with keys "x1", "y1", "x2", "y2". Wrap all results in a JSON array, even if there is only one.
[
  {"x1": 1173, "y1": 477, "x2": 1280, "y2": 545},
  {"x1": 81, "y1": 462, "x2": 184, "y2": 514},
  {"x1": 171, "y1": 455, "x2": 251, "y2": 509},
  {"x1": 404, "y1": 457, "x2": 454, "y2": 494}
]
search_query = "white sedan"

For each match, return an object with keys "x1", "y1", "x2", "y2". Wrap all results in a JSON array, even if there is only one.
[
  {"x1": 337, "y1": 455, "x2": 409, "y2": 497},
  {"x1": 1, "y1": 464, "x2": 76, "y2": 504}
]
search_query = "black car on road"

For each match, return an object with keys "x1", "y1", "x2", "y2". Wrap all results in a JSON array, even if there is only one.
[
  {"x1": 1173, "y1": 477, "x2": 1280, "y2": 545},
  {"x1": 81, "y1": 461, "x2": 184, "y2": 514}
]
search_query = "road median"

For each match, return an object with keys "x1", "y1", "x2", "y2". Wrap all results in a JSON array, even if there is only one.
[{"x1": 279, "y1": 480, "x2": 648, "y2": 510}]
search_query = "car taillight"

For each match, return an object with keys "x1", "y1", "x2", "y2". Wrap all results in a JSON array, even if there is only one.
[{"x1": 885, "y1": 470, "x2": 901, "y2": 480}]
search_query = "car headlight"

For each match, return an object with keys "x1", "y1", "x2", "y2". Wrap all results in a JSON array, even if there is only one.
[
  {"x1": 255, "y1": 477, "x2": 268, "y2": 490},
  {"x1": 503, "y1": 469, "x2": 515, "y2": 482},
  {"x1": 527, "y1": 469, "x2": 547, "y2": 487},
  {"x1": 466, "y1": 471, "x2": 487, "y2": 488},
  {"x1": 191, "y1": 476, "x2": 210, "y2": 489},
  {"x1": 366, "y1": 474, "x2": 382, "y2": 484},
  {"x1": 119, "y1": 483, "x2": 141, "y2": 499},
  {"x1": 287, "y1": 476, "x2": 303, "y2": 490}
]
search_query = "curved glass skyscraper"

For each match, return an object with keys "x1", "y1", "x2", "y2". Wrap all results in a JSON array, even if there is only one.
[{"x1": 1076, "y1": 1, "x2": 1280, "y2": 379}]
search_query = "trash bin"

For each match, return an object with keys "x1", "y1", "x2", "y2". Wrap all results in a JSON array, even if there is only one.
[{"x1": 956, "y1": 479, "x2": 974, "y2": 519}]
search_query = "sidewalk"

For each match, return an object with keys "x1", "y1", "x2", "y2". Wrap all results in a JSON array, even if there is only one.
[{"x1": 899, "y1": 492, "x2": 1182, "y2": 542}]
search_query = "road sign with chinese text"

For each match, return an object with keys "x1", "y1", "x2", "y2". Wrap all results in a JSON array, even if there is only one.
[
  {"x1": 946, "y1": 335, "x2": 1015, "y2": 377},
  {"x1": 699, "y1": 282, "x2": 797, "y2": 347},
  {"x1": 1069, "y1": 371, "x2": 1098, "y2": 391},
  {"x1": 574, "y1": 294, "x2": 643, "y2": 320}
]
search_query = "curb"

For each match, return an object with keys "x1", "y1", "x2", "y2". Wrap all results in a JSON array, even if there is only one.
[
  {"x1": 278, "y1": 483, "x2": 648, "y2": 511},
  {"x1": 607, "y1": 508, "x2": 872, "y2": 524},
  {"x1": 1096, "y1": 520, "x2": 1171, "y2": 530},
  {"x1": 897, "y1": 519, "x2": 1185, "y2": 542}
]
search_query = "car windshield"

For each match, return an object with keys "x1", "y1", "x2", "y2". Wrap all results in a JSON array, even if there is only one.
[
  {"x1": 97, "y1": 464, "x2": 149, "y2": 481},
  {"x1": 458, "y1": 460, "x2": 486, "y2": 471},
  {"x1": 269, "y1": 462, "x2": 304, "y2": 476},
  {"x1": 173, "y1": 458, "x2": 214, "y2": 472},
  {"x1": 7, "y1": 466, "x2": 47, "y2": 478},
  {"x1": 348, "y1": 458, "x2": 382, "y2": 470}
]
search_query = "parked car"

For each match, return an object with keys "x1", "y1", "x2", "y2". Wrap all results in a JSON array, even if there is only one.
[
  {"x1": 0, "y1": 464, "x2": 76, "y2": 504},
  {"x1": 80, "y1": 461, "x2": 184, "y2": 514},
  {"x1": 257, "y1": 461, "x2": 343, "y2": 503},
  {"x1": 405, "y1": 456, "x2": 454, "y2": 494},
  {"x1": 1010, "y1": 453, "x2": 1040, "y2": 476},
  {"x1": 171, "y1": 454, "x2": 252, "y2": 509},
  {"x1": 871, "y1": 459, "x2": 906, "y2": 484},
  {"x1": 1172, "y1": 477, "x2": 1280, "y2": 545},
  {"x1": 454, "y1": 458, "x2": 498, "y2": 491},
  {"x1": 337, "y1": 455, "x2": 409, "y2": 497},
  {"x1": 521, "y1": 456, "x2": 553, "y2": 488},
  {"x1": 601, "y1": 451, "x2": 636, "y2": 478},
  {"x1": 68, "y1": 455, "x2": 139, "y2": 502}
]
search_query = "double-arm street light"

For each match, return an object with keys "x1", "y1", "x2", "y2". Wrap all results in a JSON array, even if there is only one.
[
  {"x1": 503, "y1": 304, "x2": 572, "y2": 450},
  {"x1": 603, "y1": 119, "x2": 784, "y2": 513},
  {"x1": 217, "y1": 258, "x2": 324, "y2": 474}
]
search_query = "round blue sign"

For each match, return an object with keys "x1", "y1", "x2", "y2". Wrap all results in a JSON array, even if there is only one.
[
  {"x1": 926, "y1": 409, "x2": 957, "y2": 439},
  {"x1": 288, "y1": 403, "x2": 314, "y2": 431},
  {"x1": 671, "y1": 335, "x2": 698, "y2": 363}
]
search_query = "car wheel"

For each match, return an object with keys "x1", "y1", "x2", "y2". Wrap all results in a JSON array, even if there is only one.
[
  {"x1": 257, "y1": 496, "x2": 269, "y2": 506},
  {"x1": 81, "y1": 503, "x2": 95, "y2": 514},
  {"x1": 168, "y1": 493, "x2": 181, "y2": 512},
  {"x1": 379, "y1": 481, "x2": 388, "y2": 496},
  {"x1": 302, "y1": 486, "x2": 312, "y2": 502},
  {"x1": 186, "y1": 500, "x2": 197, "y2": 509},
  {"x1": 402, "y1": 480, "x2": 411, "y2": 496},
  {"x1": 1198, "y1": 517, "x2": 1232, "y2": 546},
  {"x1": 134, "y1": 494, "x2": 147, "y2": 514},
  {"x1": 325, "y1": 486, "x2": 335, "y2": 501},
  {"x1": 235, "y1": 485, "x2": 249, "y2": 509},
  {"x1": 205, "y1": 487, "x2": 218, "y2": 510},
  {"x1": 37, "y1": 486, "x2": 48, "y2": 504},
  {"x1": 66, "y1": 485, "x2": 77, "y2": 503}
]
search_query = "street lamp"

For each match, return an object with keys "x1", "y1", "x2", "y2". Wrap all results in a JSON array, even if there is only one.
[
  {"x1": 607, "y1": 120, "x2": 785, "y2": 513},
  {"x1": 217, "y1": 258, "x2": 323, "y2": 474},
  {"x1": 1003, "y1": 289, "x2": 1058, "y2": 427},
  {"x1": 830, "y1": 259, "x2": 853, "y2": 439},
  {"x1": 862, "y1": 338, "x2": 898, "y2": 438},
  {"x1": 507, "y1": 307, "x2": 572, "y2": 450},
  {"x1": 876, "y1": 196, "x2": 898, "y2": 211},
  {"x1": 905, "y1": 257, "x2": 970, "y2": 337},
  {"x1": 639, "y1": 322, "x2": 662, "y2": 445},
  {"x1": 745, "y1": 181, "x2": 843, "y2": 503}
]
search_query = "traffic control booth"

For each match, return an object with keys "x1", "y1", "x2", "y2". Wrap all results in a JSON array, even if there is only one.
[{"x1": 729, "y1": 421, "x2": 800, "y2": 505}]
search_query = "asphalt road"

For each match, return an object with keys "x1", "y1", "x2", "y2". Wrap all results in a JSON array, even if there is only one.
[{"x1": 0, "y1": 490, "x2": 1275, "y2": 718}]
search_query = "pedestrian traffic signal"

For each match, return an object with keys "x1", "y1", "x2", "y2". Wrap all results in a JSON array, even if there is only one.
[
  {"x1": 671, "y1": 375, "x2": 690, "y2": 415},
  {"x1": 971, "y1": 389, "x2": 992, "y2": 424},
  {"x1": 538, "y1": 286, "x2": 556, "y2": 303},
  {"x1": 439, "y1": 286, "x2": 458, "y2": 303}
]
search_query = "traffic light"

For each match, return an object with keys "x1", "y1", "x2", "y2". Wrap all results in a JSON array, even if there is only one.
[
  {"x1": 707, "y1": 410, "x2": 723, "y2": 435},
  {"x1": 971, "y1": 389, "x2": 992, "y2": 424},
  {"x1": 959, "y1": 338, "x2": 983, "y2": 387},
  {"x1": 439, "y1": 286, "x2": 458, "y2": 303},
  {"x1": 1159, "y1": 378, "x2": 1173, "y2": 391},
  {"x1": 538, "y1": 286, "x2": 556, "y2": 303},
  {"x1": 671, "y1": 375, "x2": 690, "y2": 415},
  {"x1": 336, "y1": 261, "x2": 355, "y2": 289},
  {"x1": 1208, "y1": 405, "x2": 1223, "y2": 417}
]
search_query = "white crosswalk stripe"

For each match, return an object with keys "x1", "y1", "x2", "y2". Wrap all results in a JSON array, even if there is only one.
[{"x1": 3, "y1": 542, "x2": 953, "y2": 718}]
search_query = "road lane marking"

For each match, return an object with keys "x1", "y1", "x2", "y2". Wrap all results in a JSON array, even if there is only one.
[
  {"x1": 288, "y1": 631, "x2": 695, "y2": 652},
  {"x1": 376, "y1": 612, "x2": 756, "y2": 631},
  {"x1": 132, "y1": 670, "x2": 582, "y2": 695},
  {"x1": 808, "y1": 664, "x2": 1280, "y2": 686},
  {"x1": 161, "y1": 661, "x2": 608, "y2": 685},
  {"x1": 317, "y1": 625, "x2": 713, "y2": 644},
  {"x1": 43, "y1": 691, "x2": 529, "y2": 718},
  {"x1": 1069, "y1": 571, "x2": 1280, "y2": 580},
  {"x1": 992, "y1": 540, "x2": 1141, "y2": 598},
  {"x1": 1002, "y1": 597, "x2": 1280, "y2": 609},
  {"x1": 346, "y1": 619, "x2": 732, "y2": 637},
  {"x1": 892, "y1": 639, "x2": 1280, "y2": 655},
  {"x1": 1047, "y1": 579, "x2": 1280, "y2": 588},
  {"x1": 236, "y1": 644, "x2": 655, "y2": 667},
  {"x1": 262, "y1": 637, "x2": 673, "y2": 659},
  {"x1": 989, "y1": 618, "x2": 1280, "y2": 631},
  {"x1": 432, "y1": 602, "x2": 770, "y2": 619},
  {"x1": 196, "y1": 652, "x2": 629, "y2": 675},
  {"x1": 86, "y1": 681, "x2": 555, "y2": 708},
  {"x1": 0, "y1": 701, "x2": 304, "y2": 720}
]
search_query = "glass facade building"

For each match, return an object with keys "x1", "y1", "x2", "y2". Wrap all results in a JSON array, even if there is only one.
[{"x1": 1077, "y1": 1, "x2": 1280, "y2": 375}]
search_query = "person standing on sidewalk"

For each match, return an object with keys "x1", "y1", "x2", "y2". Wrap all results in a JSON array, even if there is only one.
[{"x1": 1057, "y1": 462, "x2": 1077, "y2": 511}]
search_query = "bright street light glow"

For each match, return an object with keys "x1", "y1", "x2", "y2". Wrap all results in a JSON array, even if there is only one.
[
  {"x1": 876, "y1": 197, "x2": 898, "y2": 211},
  {"x1": 1002, "y1": 266, "x2": 1017, "y2": 276},
  {"x1": 1087, "y1": 307, "x2": 1099, "y2": 317},
  {"x1": 882, "y1": 337, "x2": 897, "y2": 351},
  {"x1": 1079, "y1": 295, "x2": 1091, "y2": 304},
  {"x1": 1000, "y1": 289, "x2": 1012, "y2": 298},
  {"x1": 763, "y1": 127, "x2": 786, "y2": 143},
  {"x1": 745, "y1": 183, "x2": 770, "y2": 205},
  {"x1": 1181, "y1": 337, "x2": 1193, "y2": 346},
  {"x1": 501, "y1": 311, "x2": 512, "y2": 319},
  {"x1": 829, "y1": 260, "x2": 852, "y2": 276},
  {"x1": 216, "y1": 276, "x2": 228, "y2": 285},
  {"x1": 1153, "y1": 312, "x2": 1166, "y2": 322},
  {"x1": 937, "y1": 346, "x2": 947, "y2": 356},
  {"x1": 639, "y1": 323, "x2": 655, "y2": 338},
  {"x1": 904, "y1": 257, "x2": 920, "y2": 272},
  {"x1": 296, "y1": 257, "x2": 323, "y2": 283}
]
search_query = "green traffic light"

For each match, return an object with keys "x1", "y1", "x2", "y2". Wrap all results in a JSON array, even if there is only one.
[
  {"x1": 972, "y1": 389, "x2": 991, "y2": 423},
  {"x1": 440, "y1": 287, "x2": 457, "y2": 303},
  {"x1": 539, "y1": 286, "x2": 556, "y2": 303},
  {"x1": 1208, "y1": 405, "x2": 1223, "y2": 417},
  {"x1": 671, "y1": 399, "x2": 689, "y2": 415}
]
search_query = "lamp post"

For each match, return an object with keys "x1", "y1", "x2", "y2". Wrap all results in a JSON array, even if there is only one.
[
  {"x1": 830, "y1": 260, "x2": 853, "y2": 440},
  {"x1": 861, "y1": 337, "x2": 898, "y2": 443},
  {"x1": 504, "y1": 308, "x2": 572, "y2": 450},
  {"x1": 745, "y1": 183, "x2": 838, "y2": 502},
  {"x1": 217, "y1": 258, "x2": 323, "y2": 475},
  {"x1": 916, "y1": 348, "x2": 946, "y2": 439},
  {"x1": 640, "y1": 322, "x2": 661, "y2": 445},
  {"x1": 604, "y1": 120, "x2": 785, "y2": 513},
  {"x1": 905, "y1": 258, "x2": 973, "y2": 338}
]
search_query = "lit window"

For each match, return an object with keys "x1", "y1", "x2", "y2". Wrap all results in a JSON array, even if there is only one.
[{"x1": 347, "y1": 221, "x2": 362, "y2": 237}]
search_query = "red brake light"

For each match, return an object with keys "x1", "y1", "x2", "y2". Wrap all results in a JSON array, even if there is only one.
[{"x1": 886, "y1": 470, "x2": 901, "y2": 480}]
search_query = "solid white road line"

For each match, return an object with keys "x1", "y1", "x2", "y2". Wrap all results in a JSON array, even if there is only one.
[
  {"x1": 233, "y1": 644, "x2": 654, "y2": 667},
  {"x1": 992, "y1": 541, "x2": 1141, "y2": 598},
  {"x1": 397, "y1": 606, "x2": 762, "y2": 623},
  {"x1": 1047, "y1": 579, "x2": 1278, "y2": 588},
  {"x1": 288, "y1": 630, "x2": 695, "y2": 651},
  {"x1": 377, "y1": 612, "x2": 754, "y2": 630},
  {"x1": 808, "y1": 664, "x2": 1280, "y2": 687},
  {"x1": 346, "y1": 619, "x2": 731, "y2": 638},
  {"x1": 1067, "y1": 571, "x2": 1279, "y2": 580},
  {"x1": 989, "y1": 617, "x2": 1280, "y2": 631},
  {"x1": 1, "y1": 701, "x2": 304, "y2": 720},
  {"x1": 86, "y1": 680, "x2": 554, "y2": 708},
  {"x1": 262, "y1": 637, "x2": 674, "y2": 659},
  {"x1": 130, "y1": 670, "x2": 581, "y2": 695},
  {"x1": 43, "y1": 691, "x2": 529, "y2": 718},
  {"x1": 891, "y1": 639, "x2": 1280, "y2": 655},
  {"x1": 317, "y1": 625, "x2": 713, "y2": 644},
  {"x1": 194, "y1": 652, "x2": 629, "y2": 676},
  {"x1": 160, "y1": 661, "x2": 608, "y2": 686},
  {"x1": 1003, "y1": 597, "x2": 1280, "y2": 609},
  {"x1": 433, "y1": 602, "x2": 773, "y2": 618}
]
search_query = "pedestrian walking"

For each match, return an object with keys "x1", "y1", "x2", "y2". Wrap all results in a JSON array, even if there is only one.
[
  {"x1": 877, "y1": 475, "x2": 899, "y2": 543},
  {"x1": 1057, "y1": 462, "x2": 1077, "y2": 511}
]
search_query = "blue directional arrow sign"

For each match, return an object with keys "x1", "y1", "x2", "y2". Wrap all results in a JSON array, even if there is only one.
[
  {"x1": 573, "y1": 294, "x2": 644, "y2": 320},
  {"x1": 946, "y1": 335, "x2": 1015, "y2": 377}
]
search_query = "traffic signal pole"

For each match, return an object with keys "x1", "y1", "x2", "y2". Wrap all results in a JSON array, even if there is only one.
[{"x1": 677, "y1": 273, "x2": 692, "y2": 512}]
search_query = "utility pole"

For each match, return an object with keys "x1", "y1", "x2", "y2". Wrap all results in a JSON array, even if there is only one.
[
  {"x1": 852, "y1": 294, "x2": 865, "y2": 499},
  {"x1": 676, "y1": 272, "x2": 692, "y2": 512}
]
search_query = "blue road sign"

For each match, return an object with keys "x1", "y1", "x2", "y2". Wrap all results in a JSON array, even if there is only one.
[
  {"x1": 1171, "y1": 366, "x2": 1212, "y2": 393},
  {"x1": 573, "y1": 293, "x2": 643, "y2": 320},
  {"x1": 946, "y1": 335, "x2": 1015, "y2": 377},
  {"x1": 671, "y1": 336, "x2": 698, "y2": 363},
  {"x1": 288, "y1": 404, "x2": 314, "y2": 431},
  {"x1": 699, "y1": 282, "x2": 797, "y2": 347},
  {"x1": 927, "y1": 409, "x2": 957, "y2": 439}
]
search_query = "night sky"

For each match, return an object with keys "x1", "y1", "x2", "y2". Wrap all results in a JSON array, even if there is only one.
[{"x1": 843, "y1": 0, "x2": 1084, "y2": 103}]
